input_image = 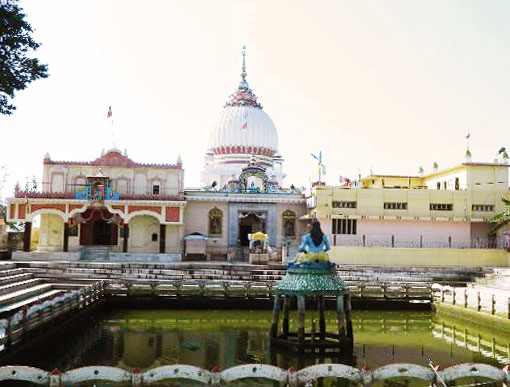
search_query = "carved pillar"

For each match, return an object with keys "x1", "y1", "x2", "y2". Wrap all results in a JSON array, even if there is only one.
[
  {"x1": 63, "y1": 223, "x2": 69, "y2": 252},
  {"x1": 23, "y1": 222, "x2": 32, "y2": 252},
  {"x1": 122, "y1": 224, "x2": 129, "y2": 253},
  {"x1": 159, "y1": 224, "x2": 166, "y2": 254}
]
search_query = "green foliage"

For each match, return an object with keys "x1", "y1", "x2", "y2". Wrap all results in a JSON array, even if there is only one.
[
  {"x1": 0, "y1": 0, "x2": 48, "y2": 115},
  {"x1": 488, "y1": 196, "x2": 510, "y2": 235}
]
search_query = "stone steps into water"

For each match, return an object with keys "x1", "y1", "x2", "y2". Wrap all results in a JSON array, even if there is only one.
[
  {"x1": 0, "y1": 289, "x2": 64, "y2": 314},
  {"x1": 0, "y1": 273, "x2": 34, "y2": 286},
  {"x1": 0, "y1": 278, "x2": 42, "y2": 296},
  {"x1": 0, "y1": 284, "x2": 54, "y2": 306}
]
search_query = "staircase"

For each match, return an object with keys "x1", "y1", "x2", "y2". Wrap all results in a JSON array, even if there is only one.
[
  {"x1": 473, "y1": 267, "x2": 510, "y2": 290},
  {"x1": 0, "y1": 263, "x2": 66, "y2": 314}
]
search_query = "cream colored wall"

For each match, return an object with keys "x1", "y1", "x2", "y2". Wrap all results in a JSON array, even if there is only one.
[
  {"x1": 315, "y1": 183, "x2": 506, "y2": 221},
  {"x1": 38, "y1": 213, "x2": 64, "y2": 251},
  {"x1": 45, "y1": 164, "x2": 182, "y2": 196},
  {"x1": 275, "y1": 203, "x2": 308, "y2": 247},
  {"x1": 329, "y1": 246, "x2": 509, "y2": 267},
  {"x1": 128, "y1": 215, "x2": 160, "y2": 253},
  {"x1": 184, "y1": 201, "x2": 229, "y2": 249},
  {"x1": 164, "y1": 225, "x2": 182, "y2": 254}
]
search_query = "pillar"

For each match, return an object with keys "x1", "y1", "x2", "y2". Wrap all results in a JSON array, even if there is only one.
[
  {"x1": 319, "y1": 296, "x2": 326, "y2": 340},
  {"x1": 282, "y1": 296, "x2": 291, "y2": 338},
  {"x1": 270, "y1": 295, "x2": 280, "y2": 338},
  {"x1": 23, "y1": 222, "x2": 32, "y2": 252},
  {"x1": 63, "y1": 223, "x2": 69, "y2": 252},
  {"x1": 297, "y1": 295, "x2": 306, "y2": 350},
  {"x1": 122, "y1": 224, "x2": 129, "y2": 253},
  {"x1": 159, "y1": 224, "x2": 166, "y2": 254},
  {"x1": 337, "y1": 294, "x2": 345, "y2": 342},
  {"x1": 344, "y1": 293, "x2": 353, "y2": 350}
]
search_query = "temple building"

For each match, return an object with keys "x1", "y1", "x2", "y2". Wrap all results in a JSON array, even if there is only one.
[
  {"x1": 5, "y1": 50, "x2": 307, "y2": 262},
  {"x1": 309, "y1": 152, "x2": 510, "y2": 250}
]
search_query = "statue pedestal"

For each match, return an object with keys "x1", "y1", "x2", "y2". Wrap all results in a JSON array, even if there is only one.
[{"x1": 249, "y1": 253, "x2": 269, "y2": 264}]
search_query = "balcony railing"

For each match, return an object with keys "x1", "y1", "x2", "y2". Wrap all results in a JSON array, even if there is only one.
[{"x1": 330, "y1": 234, "x2": 507, "y2": 249}]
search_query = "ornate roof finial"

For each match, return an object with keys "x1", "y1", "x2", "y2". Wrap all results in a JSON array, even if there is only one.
[{"x1": 241, "y1": 45, "x2": 247, "y2": 82}]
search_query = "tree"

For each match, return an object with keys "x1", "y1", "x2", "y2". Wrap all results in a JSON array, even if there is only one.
[
  {"x1": 0, "y1": 0, "x2": 48, "y2": 115},
  {"x1": 489, "y1": 196, "x2": 510, "y2": 235}
]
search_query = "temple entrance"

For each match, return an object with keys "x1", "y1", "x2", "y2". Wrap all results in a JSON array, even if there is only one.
[
  {"x1": 79, "y1": 207, "x2": 119, "y2": 246},
  {"x1": 92, "y1": 220, "x2": 114, "y2": 245},
  {"x1": 238, "y1": 212, "x2": 266, "y2": 247}
]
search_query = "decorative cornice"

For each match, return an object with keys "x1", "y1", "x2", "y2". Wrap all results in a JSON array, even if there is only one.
[{"x1": 44, "y1": 149, "x2": 182, "y2": 170}]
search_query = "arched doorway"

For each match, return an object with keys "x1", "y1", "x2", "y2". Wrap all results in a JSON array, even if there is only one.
[
  {"x1": 79, "y1": 207, "x2": 119, "y2": 246},
  {"x1": 238, "y1": 211, "x2": 266, "y2": 247}
]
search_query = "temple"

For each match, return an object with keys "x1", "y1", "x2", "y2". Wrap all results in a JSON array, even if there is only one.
[
  {"x1": 6, "y1": 49, "x2": 307, "y2": 262},
  {"x1": 5, "y1": 50, "x2": 510, "y2": 262}
]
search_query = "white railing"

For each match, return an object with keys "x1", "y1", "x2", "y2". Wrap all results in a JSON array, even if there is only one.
[
  {"x1": 432, "y1": 284, "x2": 510, "y2": 318},
  {"x1": 0, "y1": 362, "x2": 507, "y2": 386},
  {"x1": 0, "y1": 281, "x2": 106, "y2": 352}
]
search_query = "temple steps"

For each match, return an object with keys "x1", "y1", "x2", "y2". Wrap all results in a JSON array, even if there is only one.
[
  {"x1": 0, "y1": 289, "x2": 63, "y2": 314},
  {"x1": 0, "y1": 284, "x2": 54, "y2": 307},
  {"x1": 0, "y1": 273, "x2": 34, "y2": 286},
  {"x1": 0, "y1": 278, "x2": 43, "y2": 296}
]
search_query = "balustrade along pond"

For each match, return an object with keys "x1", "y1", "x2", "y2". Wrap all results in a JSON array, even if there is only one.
[{"x1": 0, "y1": 307, "x2": 509, "y2": 386}]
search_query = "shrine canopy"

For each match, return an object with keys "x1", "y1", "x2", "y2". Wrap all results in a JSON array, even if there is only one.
[{"x1": 275, "y1": 260, "x2": 348, "y2": 297}]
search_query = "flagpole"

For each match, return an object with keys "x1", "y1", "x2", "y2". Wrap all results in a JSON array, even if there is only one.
[{"x1": 111, "y1": 118, "x2": 115, "y2": 149}]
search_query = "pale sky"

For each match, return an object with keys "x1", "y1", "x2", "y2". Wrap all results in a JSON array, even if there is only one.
[{"x1": 1, "y1": 0, "x2": 509, "y2": 198}]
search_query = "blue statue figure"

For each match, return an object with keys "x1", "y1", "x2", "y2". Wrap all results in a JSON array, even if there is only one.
[{"x1": 295, "y1": 219, "x2": 331, "y2": 264}]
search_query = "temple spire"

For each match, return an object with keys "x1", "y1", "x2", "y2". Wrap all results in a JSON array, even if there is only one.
[{"x1": 241, "y1": 45, "x2": 247, "y2": 82}]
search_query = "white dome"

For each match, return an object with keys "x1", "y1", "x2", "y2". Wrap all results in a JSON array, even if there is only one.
[
  {"x1": 206, "y1": 74, "x2": 279, "y2": 157},
  {"x1": 208, "y1": 105, "x2": 279, "y2": 155}
]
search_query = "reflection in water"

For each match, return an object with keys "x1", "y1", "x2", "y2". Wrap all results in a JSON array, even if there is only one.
[{"x1": 10, "y1": 309, "x2": 509, "y2": 374}]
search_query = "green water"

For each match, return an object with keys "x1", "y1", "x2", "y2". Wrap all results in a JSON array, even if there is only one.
[{"x1": 12, "y1": 308, "x2": 509, "y2": 376}]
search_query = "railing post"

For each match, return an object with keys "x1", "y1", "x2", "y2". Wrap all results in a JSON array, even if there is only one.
[
  {"x1": 508, "y1": 297, "x2": 510, "y2": 319},
  {"x1": 491, "y1": 294, "x2": 496, "y2": 315},
  {"x1": 391, "y1": 235, "x2": 395, "y2": 248},
  {"x1": 440, "y1": 287, "x2": 445, "y2": 303},
  {"x1": 477, "y1": 292, "x2": 481, "y2": 312},
  {"x1": 362, "y1": 234, "x2": 366, "y2": 247},
  {"x1": 464, "y1": 289, "x2": 468, "y2": 308},
  {"x1": 452, "y1": 288, "x2": 456, "y2": 305}
]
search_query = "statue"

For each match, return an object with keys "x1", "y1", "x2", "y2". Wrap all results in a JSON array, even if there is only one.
[{"x1": 294, "y1": 219, "x2": 331, "y2": 265}]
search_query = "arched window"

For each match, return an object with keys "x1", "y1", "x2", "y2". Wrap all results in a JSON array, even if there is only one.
[
  {"x1": 282, "y1": 210, "x2": 296, "y2": 237},
  {"x1": 208, "y1": 208, "x2": 223, "y2": 236}
]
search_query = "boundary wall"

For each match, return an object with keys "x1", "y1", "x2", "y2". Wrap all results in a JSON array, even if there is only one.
[{"x1": 329, "y1": 246, "x2": 510, "y2": 267}]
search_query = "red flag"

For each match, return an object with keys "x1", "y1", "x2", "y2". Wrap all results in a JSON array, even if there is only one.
[
  {"x1": 241, "y1": 122, "x2": 247, "y2": 129},
  {"x1": 107, "y1": 106, "x2": 112, "y2": 118},
  {"x1": 465, "y1": 132, "x2": 470, "y2": 139}
]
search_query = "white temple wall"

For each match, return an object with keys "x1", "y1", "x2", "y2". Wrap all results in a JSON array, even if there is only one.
[
  {"x1": 128, "y1": 215, "x2": 160, "y2": 253},
  {"x1": 38, "y1": 213, "x2": 64, "y2": 251}
]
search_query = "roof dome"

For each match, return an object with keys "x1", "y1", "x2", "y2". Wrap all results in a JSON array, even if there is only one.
[{"x1": 207, "y1": 49, "x2": 279, "y2": 157}]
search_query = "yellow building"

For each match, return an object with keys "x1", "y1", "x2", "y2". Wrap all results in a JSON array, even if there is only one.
[{"x1": 309, "y1": 160, "x2": 509, "y2": 249}]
